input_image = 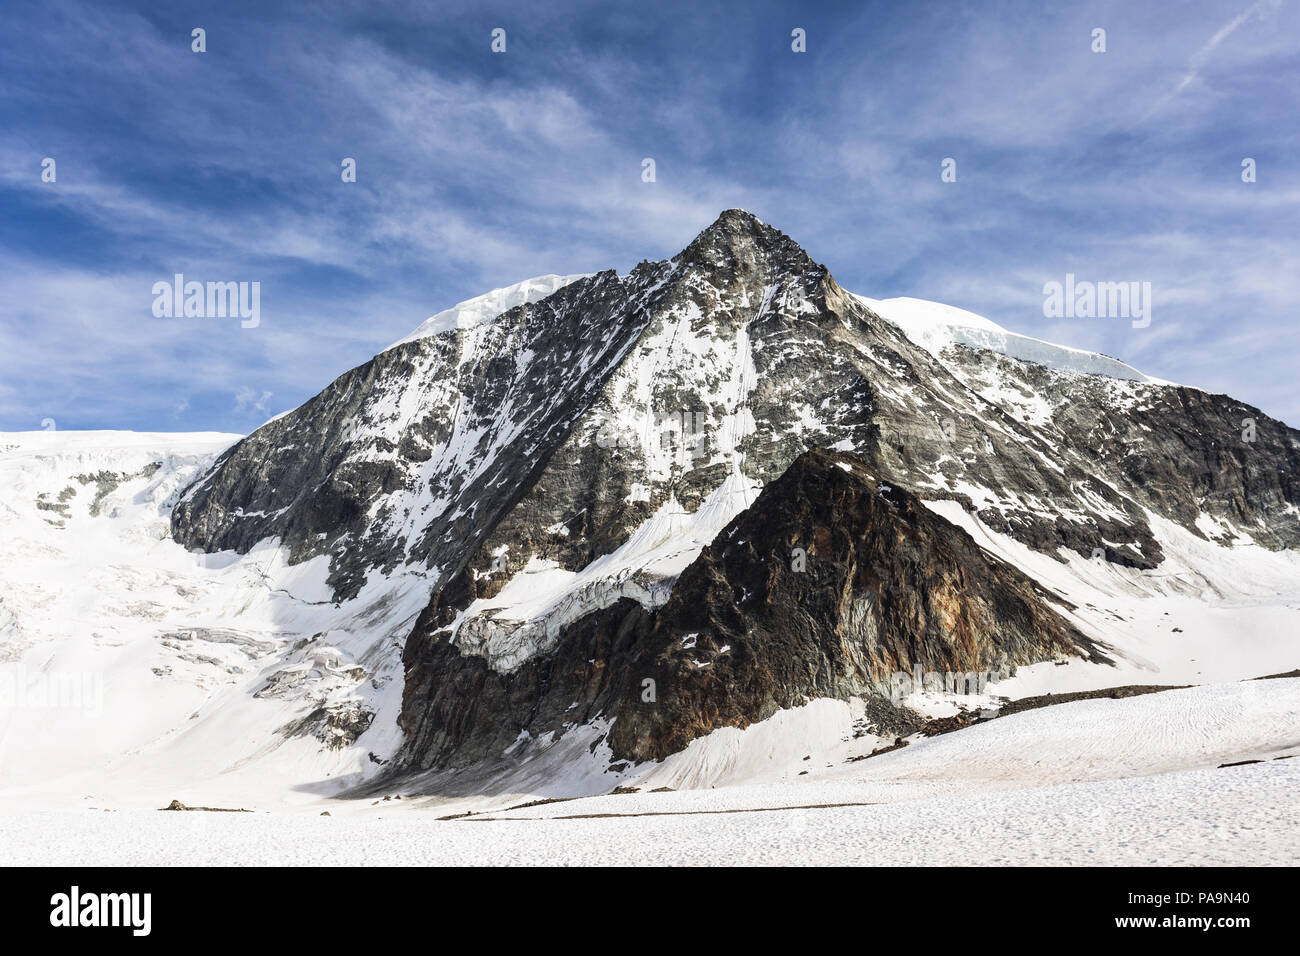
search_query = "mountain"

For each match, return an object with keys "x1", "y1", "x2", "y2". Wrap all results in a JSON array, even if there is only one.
[{"x1": 165, "y1": 209, "x2": 1300, "y2": 780}]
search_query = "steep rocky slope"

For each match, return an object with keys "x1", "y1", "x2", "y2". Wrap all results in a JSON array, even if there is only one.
[{"x1": 172, "y1": 270, "x2": 658, "y2": 599}]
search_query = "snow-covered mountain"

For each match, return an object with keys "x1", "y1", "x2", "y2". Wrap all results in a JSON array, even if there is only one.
[
  {"x1": 2, "y1": 211, "x2": 1298, "y2": 821},
  {"x1": 166, "y1": 209, "x2": 1300, "y2": 778}
]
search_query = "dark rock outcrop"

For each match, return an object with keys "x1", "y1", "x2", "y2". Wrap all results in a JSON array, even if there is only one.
[{"x1": 399, "y1": 449, "x2": 1104, "y2": 768}]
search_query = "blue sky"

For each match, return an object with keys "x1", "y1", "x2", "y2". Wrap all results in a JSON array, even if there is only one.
[{"x1": 3, "y1": 0, "x2": 1297, "y2": 432}]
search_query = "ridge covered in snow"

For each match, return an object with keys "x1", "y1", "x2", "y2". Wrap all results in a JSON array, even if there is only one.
[
  {"x1": 387, "y1": 273, "x2": 591, "y2": 351},
  {"x1": 393, "y1": 271, "x2": 1171, "y2": 386},
  {"x1": 855, "y1": 294, "x2": 1169, "y2": 384}
]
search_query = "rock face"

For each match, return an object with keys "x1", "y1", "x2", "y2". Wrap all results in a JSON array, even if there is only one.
[
  {"x1": 172, "y1": 269, "x2": 658, "y2": 599},
  {"x1": 170, "y1": 209, "x2": 1300, "y2": 770},
  {"x1": 924, "y1": 343, "x2": 1300, "y2": 556},
  {"x1": 399, "y1": 448, "x2": 1103, "y2": 767}
]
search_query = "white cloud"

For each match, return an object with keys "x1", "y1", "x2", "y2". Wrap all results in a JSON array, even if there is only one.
[{"x1": 233, "y1": 387, "x2": 273, "y2": 416}]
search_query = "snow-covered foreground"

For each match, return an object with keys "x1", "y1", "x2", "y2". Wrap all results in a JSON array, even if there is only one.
[
  {"x1": 4, "y1": 683, "x2": 1297, "y2": 866},
  {"x1": 3, "y1": 763, "x2": 1295, "y2": 866},
  {"x1": 2, "y1": 676, "x2": 1297, "y2": 865}
]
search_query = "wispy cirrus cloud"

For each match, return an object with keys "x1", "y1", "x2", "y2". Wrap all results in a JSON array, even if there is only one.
[{"x1": 1169, "y1": 0, "x2": 1281, "y2": 97}]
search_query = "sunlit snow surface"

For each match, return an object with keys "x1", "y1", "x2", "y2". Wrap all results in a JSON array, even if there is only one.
[
  {"x1": 856, "y1": 294, "x2": 1172, "y2": 384},
  {"x1": 385, "y1": 273, "x2": 591, "y2": 351},
  {"x1": 0, "y1": 430, "x2": 432, "y2": 811},
  {"x1": 2, "y1": 684, "x2": 1297, "y2": 865}
]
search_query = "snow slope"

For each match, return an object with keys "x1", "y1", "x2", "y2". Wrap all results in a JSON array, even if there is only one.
[
  {"x1": 386, "y1": 273, "x2": 590, "y2": 351},
  {"x1": 856, "y1": 294, "x2": 1168, "y2": 384},
  {"x1": 449, "y1": 471, "x2": 759, "y2": 671},
  {"x1": 0, "y1": 430, "x2": 432, "y2": 810}
]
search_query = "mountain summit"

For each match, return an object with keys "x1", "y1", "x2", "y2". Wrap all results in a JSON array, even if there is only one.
[{"x1": 677, "y1": 208, "x2": 811, "y2": 269}]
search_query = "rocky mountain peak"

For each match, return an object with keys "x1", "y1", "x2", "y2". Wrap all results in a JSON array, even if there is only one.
[{"x1": 676, "y1": 208, "x2": 821, "y2": 281}]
